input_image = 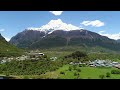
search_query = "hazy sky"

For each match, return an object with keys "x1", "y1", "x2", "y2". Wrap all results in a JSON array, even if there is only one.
[{"x1": 0, "y1": 11, "x2": 120, "y2": 41}]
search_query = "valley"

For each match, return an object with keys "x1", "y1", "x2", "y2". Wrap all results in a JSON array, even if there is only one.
[
  {"x1": 1, "y1": 13, "x2": 120, "y2": 79},
  {"x1": 1, "y1": 48, "x2": 120, "y2": 79},
  {"x1": 1, "y1": 30, "x2": 120, "y2": 79}
]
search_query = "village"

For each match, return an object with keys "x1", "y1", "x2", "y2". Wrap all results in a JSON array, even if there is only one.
[
  {"x1": 0, "y1": 51, "x2": 43, "y2": 63},
  {"x1": 70, "y1": 59, "x2": 120, "y2": 69},
  {"x1": 0, "y1": 50, "x2": 58, "y2": 64},
  {"x1": 1, "y1": 50, "x2": 120, "y2": 69}
]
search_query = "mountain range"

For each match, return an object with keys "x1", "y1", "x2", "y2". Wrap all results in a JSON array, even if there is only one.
[{"x1": 8, "y1": 19, "x2": 120, "y2": 51}]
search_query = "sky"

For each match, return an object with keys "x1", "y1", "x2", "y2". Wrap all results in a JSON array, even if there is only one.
[{"x1": 0, "y1": 11, "x2": 120, "y2": 41}]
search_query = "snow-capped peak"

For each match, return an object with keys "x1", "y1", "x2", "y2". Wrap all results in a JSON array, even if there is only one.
[{"x1": 27, "y1": 19, "x2": 82, "y2": 34}]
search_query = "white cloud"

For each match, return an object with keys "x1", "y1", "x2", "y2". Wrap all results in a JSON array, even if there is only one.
[
  {"x1": 49, "y1": 11, "x2": 63, "y2": 16},
  {"x1": 0, "y1": 29, "x2": 5, "y2": 32},
  {"x1": 4, "y1": 37, "x2": 10, "y2": 41},
  {"x1": 81, "y1": 20, "x2": 104, "y2": 27},
  {"x1": 98, "y1": 31, "x2": 120, "y2": 40}
]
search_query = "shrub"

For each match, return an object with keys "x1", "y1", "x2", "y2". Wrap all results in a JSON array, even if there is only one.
[
  {"x1": 43, "y1": 55, "x2": 47, "y2": 58},
  {"x1": 23, "y1": 76, "x2": 29, "y2": 79},
  {"x1": 77, "y1": 68, "x2": 81, "y2": 72},
  {"x1": 106, "y1": 72, "x2": 111, "y2": 77},
  {"x1": 79, "y1": 65, "x2": 82, "y2": 67},
  {"x1": 79, "y1": 64, "x2": 86, "y2": 67},
  {"x1": 111, "y1": 70, "x2": 120, "y2": 74},
  {"x1": 99, "y1": 75, "x2": 105, "y2": 79},
  {"x1": 73, "y1": 65, "x2": 77, "y2": 70},
  {"x1": 68, "y1": 66, "x2": 72, "y2": 71},
  {"x1": 74, "y1": 72, "x2": 79, "y2": 76},
  {"x1": 60, "y1": 71, "x2": 65, "y2": 75}
]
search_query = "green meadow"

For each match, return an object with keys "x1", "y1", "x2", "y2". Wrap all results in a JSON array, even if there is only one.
[{"x1": 39, "y1": 65, "x2": 120, "y2": 79}]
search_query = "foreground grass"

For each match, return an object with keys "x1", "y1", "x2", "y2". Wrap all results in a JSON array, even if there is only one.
[
  {"x1": 39, "y1": 65, "x2": 120, "y2": 79},
  {"x1": 2, "y1": 65, "x2": 120, "y2": 79}
]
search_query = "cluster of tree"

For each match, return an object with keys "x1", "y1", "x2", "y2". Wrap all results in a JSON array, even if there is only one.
[
  {"x1": 1, "y1": 50, "x2": 119, "y2": 77},
  {"x1": 111, "y1": 70, "x2": 120, "y2": 74},
  {"x1": 0, "y1": 51, "x2": 88, "y2": 76},
  {"x1": 99, "y1": 72, "x2": 111, "y2": 79},
  {"x1": 64, "y1": 51, "x2": 87, "y2": 59},
  {"x1": 0, "y1": 57, "x2": 63, "y2": 75},
  {"x1": 63, "y1": 51, "x2": 89, "y2": 63},
  {"x1": 88, "y1": 53, "x2": 120, "y2": 61}
]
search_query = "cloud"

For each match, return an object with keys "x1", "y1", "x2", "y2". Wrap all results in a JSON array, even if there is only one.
[
  {"x1": 49, "y1": 11, "x2": 63, "y2": 16},
  {"x1": 0, "y1": 29, "x2": 5, "y2": 32},
  {"x1": 81, "y1": 20, "x2": 104, "y2": 27},
  {"x1": 98, "y1": 31, "x2": 120, "y2": 40},
  {"x1": 4, "y1": 37, "x2": 10, "y2": 41}
]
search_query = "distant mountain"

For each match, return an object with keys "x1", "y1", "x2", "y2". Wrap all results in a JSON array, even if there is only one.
[
  {"x1": 9, "y1": 29, "x2": 120, "y2": 51},
  {"x1": 9, "y1": 19, "x2": 120, "y2": 51},
  {"x1": 10, "y1": 30, "x2": 46, "y2": 48},
  {"x1": 0, "y1": 33, "x2": 23, "y2": 57},
  {"x1": 116, "y1": 39, "x2": 120, "y2": 43}
]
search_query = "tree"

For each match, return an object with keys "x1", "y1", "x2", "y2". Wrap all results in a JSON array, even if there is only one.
[
  {"x1": 106, "y1": 72, "x2": 111, "y2": 78},
  {"x1": 111, "y1": 70, "x2": 120, "y2": 74},
  {"x1": 60, "y1": 71, "x2": 65, "y2": 75},
  {"x1": 77, "y1": 68, "x2": 81, "y2": 72},
  {"x1": 43, "y1": 55, "x2": 47, "y2": 58},
  {"x1": 68, "y1": 66, "x2": 72, "y2": 71},
  {"x1": 73, "y1": 65, "x2": 77, "y2": 70},
  {"x1": 74, "y1": 72, "x2": 79, "y2": 76}
]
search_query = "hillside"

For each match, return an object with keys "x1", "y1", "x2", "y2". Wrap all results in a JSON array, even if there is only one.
[
  {"x1": 9, "y1": 29, "x2": 120, "y2": 52},
  {"x1": 0, "y1": 33, "x2": 23, "y2": 57}
]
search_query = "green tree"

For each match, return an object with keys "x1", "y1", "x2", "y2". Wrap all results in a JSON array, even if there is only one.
[
  {"x1": 43, "y1": 55, "x2": 47, "y2": 58},
  {"x1": 68, "y1": 66, "x2": 72, "y2": 71},
  {"x1": 106, "y1": 72, "x2": 111, "y2": 78},
  {"x1": 60, "y1": 71, "x2": 65, "y2": 75},
  {"x1": 74, "y1": 72, "x2": 79, "y2": 76},
  {"x1": 111, "y1": 70, "x2": 120, "y2": 74},
  {"x1": 77, "y1": 68, "x2": 81, "y2": 72}
]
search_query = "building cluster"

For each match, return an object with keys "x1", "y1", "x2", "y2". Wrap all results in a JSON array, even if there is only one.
[
  {"x1": 69, "y1": 59, "x2": 120, "y2": 69},
  {"x1": 0, "y1": 52, "x2": 45, "y2": 64}
]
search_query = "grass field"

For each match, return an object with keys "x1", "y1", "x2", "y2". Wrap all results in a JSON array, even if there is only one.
[
  {"x1": 5, "y1": 65, "x2": 120, "y2": 79},
  {"x1": 39, "y1": 65, "x2": 120, "y2": 79}
]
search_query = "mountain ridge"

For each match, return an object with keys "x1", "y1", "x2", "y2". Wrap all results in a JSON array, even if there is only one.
[
  {"x1": 9, "y1": 29, "x2": 120, "y2": 52},
  {"x1": 9, "y1": 19, "x2": 120, "y2": 51}
]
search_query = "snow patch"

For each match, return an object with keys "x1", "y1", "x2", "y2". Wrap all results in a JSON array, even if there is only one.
[{"x1": 27, "y1": 19, "x2": 82, "y2": 34}]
